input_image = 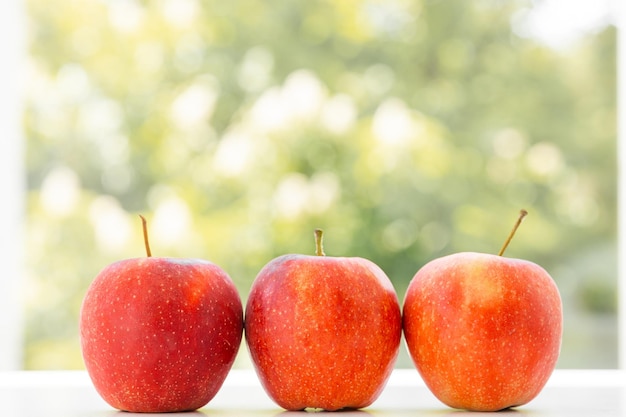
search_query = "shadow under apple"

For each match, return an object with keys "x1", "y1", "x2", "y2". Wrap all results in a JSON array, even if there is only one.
[
  {"x1": 277, "y1": 408, "x2": 373, "y2": 416},
  {"x1": 442, "y1": 407, "x2": 523, "y2": 416},
  {"x1": 115, "y1": 411, "x2": 207, "y2": 416}
]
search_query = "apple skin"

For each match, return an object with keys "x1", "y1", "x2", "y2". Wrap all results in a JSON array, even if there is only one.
[
  {"x1": 403, "y1": 252, "x2": 562, "y2": 412},
  {"x1": 80, "y1": 257, "x2": 243, "y2": 413},
  {"x1": 245, "y1": 254, "x2": 402, "y2": 411}
]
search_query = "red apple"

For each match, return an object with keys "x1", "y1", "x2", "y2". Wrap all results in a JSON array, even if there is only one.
[
  {"x1": 403, "y1": 210, "x2": 563, "y2": 411},
  {"x1": 80, "y1": 216, "x2": 243, "y2": 413},
  {"x1": 245, "y1": 229, "x2": 402, "y2": 411}
]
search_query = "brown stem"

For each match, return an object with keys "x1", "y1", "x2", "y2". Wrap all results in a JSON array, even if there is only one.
[
  {"x1": 498, "y1": 209, "x2": 528, "y2": 256},
  {"x1": 314, "y1": 229, "x2": 326, "y2": 256},
  {"x1": 139, "y1": 215, "x2": 152, "y2": 257}
]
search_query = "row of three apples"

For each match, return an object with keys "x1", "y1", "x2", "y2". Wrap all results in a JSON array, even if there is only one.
[{"x1": 80, "y1": 211, "x2": 562, "y2": 413}]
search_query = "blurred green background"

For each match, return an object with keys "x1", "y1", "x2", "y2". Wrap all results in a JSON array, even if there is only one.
[{"x1": 24, "y1": 0, "x2": 617, "y2": 369}]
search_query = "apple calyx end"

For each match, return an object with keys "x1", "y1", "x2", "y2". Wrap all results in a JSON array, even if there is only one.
[
  {"x1": 497, "y1": 209, "x2": 528, "y2": 257},
  {"x1": 139, "y1": 214, "x2": 153, "y2": 257},
  {"x1": 314, "y1": 229, "x2": 326, "y2": 256}
]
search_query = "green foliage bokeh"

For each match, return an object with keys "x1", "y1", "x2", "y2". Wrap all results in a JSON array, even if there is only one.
[{"x1": 24, "y1": 0, "x2": 616, "y2": 369}]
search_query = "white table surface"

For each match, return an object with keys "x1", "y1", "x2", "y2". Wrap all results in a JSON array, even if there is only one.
[{"x1": 0, "y1": 369, "x2": 623, "y2": 417}]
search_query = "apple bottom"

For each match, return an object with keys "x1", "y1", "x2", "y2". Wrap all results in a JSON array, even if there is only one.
[
  {"x1": 88, "y1": 359, "x2": 234, "y2": 413},
  {"x1": 415, "y1": 346, "x2": 558, "y2": 412},
  {"x1": 251, "y1": 348, "x2": 398, "y2": 412}
]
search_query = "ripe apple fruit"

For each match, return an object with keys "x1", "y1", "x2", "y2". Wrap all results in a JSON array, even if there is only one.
[
  {"x1": 403, "y1": 210, "x2": 562, "y2": 412},
  {"x1": 245, "y1": 229, "x2": 402, "y2": 411},
  {"x1": 80, "y1": 216, "x2": 243, "y2": 413}
]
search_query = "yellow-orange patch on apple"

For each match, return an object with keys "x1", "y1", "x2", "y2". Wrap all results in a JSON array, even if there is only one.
[{"x1": 403, "y1": 252, "x2": 562, "y2": 412}]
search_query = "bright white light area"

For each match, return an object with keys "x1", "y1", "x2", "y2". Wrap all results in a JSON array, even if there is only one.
[
  {"x1": 151, "y1": 195, "x2": 192, "y2": 247},
  {"x1": 159, "y1": 0, "x2": 199, "y2": 28},
  {"x1": 372, "y1": 98, "x2": 423, "y2": 147},
  {"x1": 514, "y1": 0, "x2": 616, "y2": 50},
  {"x1": 88, "y1": 196, "x2": 133, "y2": 254},
  {"x1": 170, "y1": 76, "x2": 219, "y2": 129},
  {"x1": 525, "y1": 142, "x2": 565, "y2": 179},
  {"x1": 0, "y1": 0, "x2": 25, "y2": 370},
  {"x1": 107, "y1": 0, "x2": 145, "y2": 34},
  {"x1": 249, "y1": 69, "x2": 327, "y2": 132},
  {"x1": 40, "y1": 167, "x2": 81, "y2": 217},
  {"x1": 273, "y1": 172, "x2": 341, "y2": 219},
  {"x1": 212, "y1": 128, "x2": 256, "y2": 177},
  {"x1": 320, "y1": 94, "x2": 357, "y2": 135}
]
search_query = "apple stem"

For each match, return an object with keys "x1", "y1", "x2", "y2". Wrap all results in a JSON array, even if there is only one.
[
  {"x1": 498, "y1": 209, "x2": 528, "y2": 256},
  {"x1": 139, "y1": 215, "x2": 152, "y2": 257},
  {"x1": 314, "y1": 229, "x2": 326, "y2": 256}
]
